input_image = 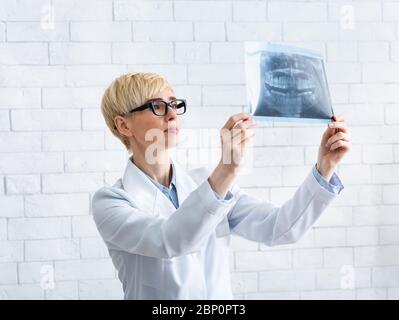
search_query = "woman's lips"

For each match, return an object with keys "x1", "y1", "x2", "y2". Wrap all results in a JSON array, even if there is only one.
[{"x1": 164, "y1": 128, "x2": 179, "y2": 134}]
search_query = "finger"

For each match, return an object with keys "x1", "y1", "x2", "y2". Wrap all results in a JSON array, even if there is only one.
[
  {"x1": 326, "y1": 132, "x2": 352, "y2": 147},
  {"x1": 330, "y1": 140, "x2": 352, "y2": 151},
  {"x1": 223, "y1": 113, "x2": 252, "y2": 130},
  {"x1": 332, "y1": 114, "x2": 345, "y2": 122},
  {"x1": 328, "y1": 121, "x2": 348, "y2": 133},
  {"x1": 232, "y1": 128, "x2": 255, "y2": 144},
  {"x1": 232, "y1": 118, "x2": 257, "y2": 130}
]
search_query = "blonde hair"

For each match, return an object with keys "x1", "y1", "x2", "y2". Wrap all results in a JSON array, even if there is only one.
[{"x1": 101, "y1": 72, "x2": 172, "y2": 151}]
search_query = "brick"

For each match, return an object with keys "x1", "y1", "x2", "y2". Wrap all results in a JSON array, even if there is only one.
[
  {"x1": 293, "y1": 249, "x2": 323, "y2": 269},
  {"x1": 127, "y1": 64, "x2": 187, "y2": 85},
  {"x1": 53, "y1": 0, "x2": 112, "y2": 21},
  {"x1": 329, "y1": 1, "x2": 382, "y2": 21},
  {"x1": 355, "y1": 246, "x2": 399, "y2": 266},
  {"x1": 350, "y1": 84, "x2": 399, "y2": 103},
  {"x1": 363, "y1": 63, "x2": 399, "y2": 83},
  {"x1": 359, "y1": 42, "x2": 390, "y2": 62},
  {"x1": 259, "y1": 269, "x2": 315, "y2": 292},
  {"x1": 372, "y1": 165, "x2": 399, "y2": 184},
  {"x1": 0, "y1": 132, "x2": 41, "y2": 152},
  {"x1": 133, "y1": 22, "x2": 193, "y2": 41},
  {"x1": 0, "y1": 152, "x2": 63, "y2": 174},
  {"x1": 25, "y1": 239, "x2": 80, "y2": 261},
  {"x1": 314, "y1": 227, "x2": 346, "y2": 247},
  {"x1": 268, "y1": 2, "x2": 327, "y2": 21},
  {"x1": 346, "y1": 227, "x2": 379, "y2": 246},
  {"x1": 235, "y1": 250, "x2": 291, "y2": 271},
  {"x1": 71, "y1": 22, "x2": 131, "y2": 42},
  {"x1": 339, "y1": 165, "x2": 372, "y2": 185},
  {"x1": 373, "y1": 267, "x2": 399, "y2": 287},
  {"x1": 54, "y1": 259, "x2": 115, "y2": 280},
  {"x1": 383, "y1": 185, "x2": 399, "y2": 205},
  {"x1": 327, "y1": 42, "x2": 357, "y2": 62},
  {"x1": 18, "y1": 261, "x2": 53, "y2": 283},
  {"x1": 0, "y1": 263, "x2": 17, "y2": 284},
  {"x1": 43, "y1": 173, "x2": 103, "y2": 193},
  {"x1": 78, "y1": 279, "x2": 123, "y2": 299},
  {"x1": 0, "y1": 111, "x2": 9, "y2": 131},
  {"x1": 323, "y1": 248, "x2": 353, "y2": 268},
  {"x1": 226, "y1": 22, "x2": 282, "y2": 41},
  {"x1": 0, "y1": 0, "x2": 50, "y2": 21},
  {"x1": 0, "y1": 241, "x2": 23, "y2": 262},
  {"x1": 43, "y1": 87, "x2": 104, "y2": 109},
  {"x1": 188, "y1": 64, "x2": 245, "y2": 85},
  {"x1": 284, "y1": 23, "x2": 338, "y2": 41},
  {"x1": 8, "y1": 217, "x2": 71, "y2": 240},
  {"x1": 230, "y1": 272, "x2": 258, "y2": 294},
  {"x1": 0, "y1": 284, "x2": 44, "y2": 299},
  {"x1": 114, "y1": 0, "x2": 173, "y2": 21},
  {"x1": 80, "y1": 237, "x2": 109, "y2": 259},
  {"x1": 326, "y1": 62, "x2": 361, "y2": 84},
  {"x1": 203, "y1": 85, "x2": 246, "y2": 106},
  {"x1": 0, "y1": 219, "x2": 6, "y2": 240},
  {"x1": 45, "y1": 281, "x2": 79, "y2": 300},
  {"x1": 194, "y1": 22, "x2": 225, "y2": 41},
  {"x1": 0, "y1": 66, "x2": 64, "y2": 87},
  {"x1": 175, "y1": 43, "x2": 209, "y2": 64},
  {"x1": 0, "y1": 88, "x2": 41, "y2": 109},
  {"x1": 211, "y1": 42, "x2": 244, "y2": 64},
  {"x1": 353, "y1": 205, "x2": 399, "y2": 226},
  {"x1": 316, "y1": 268, "x2": 370, "y2": 290},
  {"x1": 6, "y1": 22, "x2": 69, "y2": 42},
  {"x1": 25, "y1": 194, "x2": 89, "y2": 217},
  {"x1": 338, "y1": 22, "x2": 395, "y2": 41},
  {"x1": 112, "y1": 43, "x2": 173, "y2": 65},
  {"x1": 233, "y1": 2, "x2": 266, "y2": 21},
  {"x1": 43, "y1": 132, "x2": 104, "y2": 152},
  {"x1": 315, "y1": 206, "x2": 352, "y2": 228},
  {"x1": 0, "y1": 43, "x2": 48, "y2": 65},
  {"x1": 363, "y1": 144, "x2": 394, "y2": 164},
  {"x1": 0, "y1": 196, "x2": 24, "y2": 217},
  {"x1": 385, "y1": 104, "x2": 399, "y2": 125},
  {"x1": 380, "y1": 226, "x2": 399, "y2": 245},
  {"x1": 6, "y1": 175, "x2": 41, "y2": 195},
  {"x1": 11, "y1": 109, "x2": 80, "y2": 131},
  {"x1": 383, "y1": 2, "x2": 399, "y2": 21},
  {"x1": 72, "y1": 216, "x2": 100, "y2": 238},
  {"x1": 64, "y1": 151, "x2": 127, "y2": 172},
  {"x1": 49, "y1": 43, "x2": 111, "y2": 65},
  {"x1": 174, "y1": 1, "x2": 232, "y2": 21},
  {"x1": 65, "y1": 65, "x2": 127, "y2": 87}
]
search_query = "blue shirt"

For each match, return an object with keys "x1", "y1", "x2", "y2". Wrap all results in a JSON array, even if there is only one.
[{"x1": 144, "y1": 163, "x2": 344, "y2": 209}]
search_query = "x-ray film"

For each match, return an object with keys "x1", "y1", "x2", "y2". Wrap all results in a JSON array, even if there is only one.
[{"x1": 244, "y1": 42, "x2": 334, "y2": 123}]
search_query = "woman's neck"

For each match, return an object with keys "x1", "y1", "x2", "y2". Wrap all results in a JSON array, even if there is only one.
[{"x1": 131, "y1": 151, "x2": 172, "y2": 188}]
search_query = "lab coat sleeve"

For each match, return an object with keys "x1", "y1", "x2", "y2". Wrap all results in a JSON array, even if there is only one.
[
  {"x1": 227, "y1": 166, "x2": 343, "y2": 246},
  {"x1": 92, "y1": 178, "x2": 237, "y2": 259}
]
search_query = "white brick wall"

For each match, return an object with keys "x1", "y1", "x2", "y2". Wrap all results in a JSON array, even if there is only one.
[{"x1": 0, "y1": 0, "x2": 398, "y2": 300}]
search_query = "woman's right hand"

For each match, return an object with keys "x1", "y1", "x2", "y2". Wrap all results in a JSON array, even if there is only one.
[
  {"x1": 208, "y1": 113, "x2": 257, "y2": 199},
  {"x1": 219, "y1": 113, "x2": 257, "y2": 171}
]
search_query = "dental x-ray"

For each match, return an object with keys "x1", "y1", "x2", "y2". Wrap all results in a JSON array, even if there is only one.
[{"x1": 245, "y1": 42, "x2": 334, "y2": 123}]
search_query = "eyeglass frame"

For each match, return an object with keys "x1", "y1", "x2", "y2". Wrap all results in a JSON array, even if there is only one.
[
  {"x1": 130, "y1": 98, "x2": 187, "y2": 116},
  {"x1": 113, "y1": 98, "x2": 187, "y2": 129}
]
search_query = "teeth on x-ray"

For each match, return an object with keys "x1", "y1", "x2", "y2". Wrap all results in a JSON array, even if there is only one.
[{"x1": 245, "y1": 43, "x2": 333, "y2": 121}]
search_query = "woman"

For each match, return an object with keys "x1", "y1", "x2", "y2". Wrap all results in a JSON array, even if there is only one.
[{"x1": 93, "y1": 72, "x2": 351, "y2": 299}]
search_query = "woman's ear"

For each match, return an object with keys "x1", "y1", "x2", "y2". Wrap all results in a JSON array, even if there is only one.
[{"x1": 114, "y1": 116, "x2": 133, "y2": 138}]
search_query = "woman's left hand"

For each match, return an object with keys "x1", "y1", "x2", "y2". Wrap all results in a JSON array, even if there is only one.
[{"x1": 316, "y1": 114, "x2": 352, "y2": 181}]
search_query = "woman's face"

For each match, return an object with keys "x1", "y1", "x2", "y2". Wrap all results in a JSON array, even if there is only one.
[{"x1": 127, "y1": 88, "x2": 181, "y2": 155}]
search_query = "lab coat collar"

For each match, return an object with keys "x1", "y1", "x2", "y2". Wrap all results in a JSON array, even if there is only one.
[{"x1": 121, "y1": 155, "x2": 198, "y2": 217}]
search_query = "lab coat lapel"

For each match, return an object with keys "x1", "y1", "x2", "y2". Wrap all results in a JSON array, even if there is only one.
[
  {"x1": 122, "y1": 157, "x2": 197, "y2": 218},
  {"x1": 121, "y1": 157, "x2": 173, "y2": 215}
]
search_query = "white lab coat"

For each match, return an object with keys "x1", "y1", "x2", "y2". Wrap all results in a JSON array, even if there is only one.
[{"x1": 92, "y1": 157, "x2": 342, "y2": 299}]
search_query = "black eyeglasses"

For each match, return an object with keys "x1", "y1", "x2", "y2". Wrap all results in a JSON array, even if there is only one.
[
  {"x1": 130, "y1": 99, "x2": 187, "y2": 116},
  {"x1": 113, "y1": 99, "x2": 187, "y2": 130}
]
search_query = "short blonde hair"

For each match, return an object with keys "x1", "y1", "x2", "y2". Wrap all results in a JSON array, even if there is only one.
[{"x1": 101, "y1": 72, "x2": 172, "y2": 151}]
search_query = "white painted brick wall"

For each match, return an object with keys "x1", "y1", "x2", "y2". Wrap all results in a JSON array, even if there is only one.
[{"x1": 0, "y1": 0, "x2": 398, "y2": 300}]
